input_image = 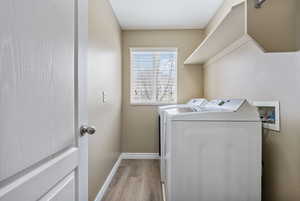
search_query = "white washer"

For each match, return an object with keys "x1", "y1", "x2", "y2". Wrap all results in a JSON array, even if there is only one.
[
  {"x1": 163, "y1": 99, "x2": 262, "y2": 201},
  {"x1": 158, "y1": 99, "x2": 207, "y2": 182}
]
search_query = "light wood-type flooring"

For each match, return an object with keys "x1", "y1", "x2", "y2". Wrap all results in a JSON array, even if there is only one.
[{"x1": 102, "y1": 159, "x2": 163, "y2": 201}]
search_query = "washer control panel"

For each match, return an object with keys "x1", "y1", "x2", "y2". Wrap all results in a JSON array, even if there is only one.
[{"x1": 187, "y1": 99, "x2": 207, "y2": 107}]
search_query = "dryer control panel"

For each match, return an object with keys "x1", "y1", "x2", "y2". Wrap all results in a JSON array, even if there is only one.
[{"x1": 204, "y1": 99, "x2": 245, "y2": 112}]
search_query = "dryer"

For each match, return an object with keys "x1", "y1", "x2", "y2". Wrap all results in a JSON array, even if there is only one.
[{"x1": 163, "y1": 99, "x2": 262, "y2": 201}]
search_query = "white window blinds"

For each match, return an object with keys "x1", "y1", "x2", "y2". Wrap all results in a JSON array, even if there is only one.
[{"x1": 130, "y1": 48, "x2": 177, "y2": 104}]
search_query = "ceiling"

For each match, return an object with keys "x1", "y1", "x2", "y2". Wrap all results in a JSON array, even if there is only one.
[{"x1": 109, "y1": 0, "x2": 223, "y2": 30}]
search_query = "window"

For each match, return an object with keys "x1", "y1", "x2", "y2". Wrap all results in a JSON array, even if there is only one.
[{"x1": 130, "y1": 48, "x2": 177, "y2": 105}]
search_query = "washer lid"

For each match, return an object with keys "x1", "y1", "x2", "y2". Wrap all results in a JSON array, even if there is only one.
[
  {"x1": 167, "y1": 99, "x2": 261, "y2": 122},
  {"x1": 164, "y1": 107, "x2": 194, "y2": 115},
  {"x1": 158, "y1": 98, "x2": 207, "y2": 113},
  {"x1": 158, "y1": 104, "x2": 185, "y2": 110}
]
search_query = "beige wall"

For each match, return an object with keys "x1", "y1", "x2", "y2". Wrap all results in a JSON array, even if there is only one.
[
  {"x1": 88, "y1": 0, "x2": 122, "y2": 200},
  {"x1": 204, "y1": 40, "x2": 300, "y2": 201},
  {"x1": 247, "y1": 0, "x2": 298, "y2": 52},
  {"x1": 122, "y1": 30, "x2": 204, "y2": 153},
  {"x1": 206, "y1": 0, "x2": 298, "y2": 52},
  {"x1": 297, "y1": 1, "x2": 300, "y2": 49}
]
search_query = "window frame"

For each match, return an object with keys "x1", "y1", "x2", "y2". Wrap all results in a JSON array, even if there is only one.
[{"x1": 130, "y1": 47, "x2": 178, "y2": 106}]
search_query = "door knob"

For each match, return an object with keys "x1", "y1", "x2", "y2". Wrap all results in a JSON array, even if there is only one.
[{"x1": 80, "y1": 125, "x2": 96, "y2": 136}]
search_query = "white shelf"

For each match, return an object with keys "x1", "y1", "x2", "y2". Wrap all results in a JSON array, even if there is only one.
[{"x1": 184, "y1": 1, "x2": 246, "y2": 65}]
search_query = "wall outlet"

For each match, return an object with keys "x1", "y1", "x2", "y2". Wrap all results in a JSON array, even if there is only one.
[{"x1": 102, "y1": 91, "x2": 107, "y2": 103}]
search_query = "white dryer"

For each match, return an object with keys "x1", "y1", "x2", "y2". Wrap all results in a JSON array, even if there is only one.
[
  {"x1": 158, "y1": 99, "x2": 207, "y2": 182},
  {"x1": 163, "y1": 99, "x2": 262, "y2": 201}
]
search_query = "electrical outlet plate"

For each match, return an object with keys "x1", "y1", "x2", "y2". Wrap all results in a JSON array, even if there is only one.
[{"x1": 102, "y1": 91, "x2": 107, "y2": 103}]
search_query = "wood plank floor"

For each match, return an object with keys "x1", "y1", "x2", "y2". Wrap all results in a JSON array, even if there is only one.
[{"x1": 102, "y1": 159, "x2": 163, "y2": 201}]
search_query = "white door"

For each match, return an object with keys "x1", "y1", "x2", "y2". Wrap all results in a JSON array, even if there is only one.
[{"x1": 0, "y1": 0, "x2": 88, "y2": 200}]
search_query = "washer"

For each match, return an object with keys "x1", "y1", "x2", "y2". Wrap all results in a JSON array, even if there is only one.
[
  {"x1": 163, "y1": 99, "x2": 262, "y2": 201},
  {"x1": 158, "y1": 99, "x2": 207, "y2": 182}
]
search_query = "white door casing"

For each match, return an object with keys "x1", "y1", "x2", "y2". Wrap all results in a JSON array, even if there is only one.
[
  {"x1": 76, "y1": 0, "x2": 89, "y2": 200},
  {"x1": 0, "y1": 0, "x2": 88, "y2": 200}
]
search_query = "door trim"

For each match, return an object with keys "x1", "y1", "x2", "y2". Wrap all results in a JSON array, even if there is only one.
[{"x1": 74, "y1": 0, "x2": 88, "y2": 200}]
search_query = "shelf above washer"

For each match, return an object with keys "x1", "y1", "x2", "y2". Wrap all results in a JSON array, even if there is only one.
[{"x1": 184, "y1": 1, "x2": 246, "y2": 65}]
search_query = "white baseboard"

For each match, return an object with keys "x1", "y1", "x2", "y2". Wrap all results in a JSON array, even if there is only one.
[
  {"x1": 161, "y1": 183, "x2": 166, "y2": 201},
  {"x1": 121, "y1": 152, "x2": 160, "y2": 160},
  {"x1": 94, "y1": 155, "x2": 122, "y2": 201},
  {"x1": 93, "y1": 152, "x2": 160, "y2": 201}
]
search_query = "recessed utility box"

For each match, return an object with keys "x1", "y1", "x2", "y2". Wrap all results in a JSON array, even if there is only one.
[{"x1": 252, "y1": 101, "x2": 280, "y2": 132}]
